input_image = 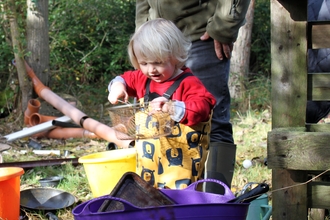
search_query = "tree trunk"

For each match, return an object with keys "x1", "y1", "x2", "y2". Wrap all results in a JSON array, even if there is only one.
[
  {"x1": 5, "y1": 0, "x2": 30, "y2": 114},
  {"x1": 26, "y1": 0, "x2": 50, "y2": 93},
  {"x1": 229, "y1": 0, "x2": 255, "y2": 113}
]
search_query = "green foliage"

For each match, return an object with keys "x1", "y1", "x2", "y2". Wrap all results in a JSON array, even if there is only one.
[
  {"x1": 0, "y1": 0, "x2": 27, "y2": 115},
  {"x1": 0, "y1": 87, "x2": 14, "y2": 114},
  {"x1": 0, "y1": 0, "x2": 271, "y2": 116},
  {"x1": 48, "y1": 0, "x2": 135, "y2": 91},
  {"x1": 250, "y1": 0, "x2": 271, "y2": 77},
  {"x1": 231, "y1": 75, "x2": 271, "y2": 112},
  {"x1": 0, "y1": 37, "x2": 13, "y2": 73},
  {"x1": 247, "y1": 75, "x2": 271, "y2": 110},
  {"x1": 230, "y1": 0, "x2": 271, "y2": 113},
  {"x1": 0, "y1": 0, "x2": 28, "y2": 59}
]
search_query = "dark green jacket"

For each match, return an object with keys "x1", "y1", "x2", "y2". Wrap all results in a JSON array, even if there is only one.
[{"x1": 136, "y1": 0, "x2": 251, "y2": 43}]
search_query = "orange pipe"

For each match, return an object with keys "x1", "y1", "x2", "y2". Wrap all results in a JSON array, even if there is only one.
[
  {"x1": 24, "y1": 99, "x2": 41, "y2": 126},
  {"x1": 24, "y1": 101, "x2": 99, "y2": 140},
  {"x1": 27, "y1": 112, "x2": 99, "y2": 140},
  {"x1": 29, "y1": 113, "x2": 58, "y2": 126},
  {"x1": 33, "y1": 127, "x2": 99, "y2": 139},
  {"x1": 24, "y1": 61, "x2": 132, "y2": 148}
]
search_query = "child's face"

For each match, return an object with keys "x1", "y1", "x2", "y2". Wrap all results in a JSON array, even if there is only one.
[{"x1": 134, "y1": 45, "x2": 177, "y2": 83}]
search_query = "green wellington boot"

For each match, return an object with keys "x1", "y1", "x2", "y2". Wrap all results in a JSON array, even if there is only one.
[{"x1": 203, "y1": 142, "x2": 237, "y2": 194}]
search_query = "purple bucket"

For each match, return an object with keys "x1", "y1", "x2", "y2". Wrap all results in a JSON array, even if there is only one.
[
  {"x1": 72, "y1": 195, "x2": 250, "y2": 220},
  {"x1": 160, "y1": 179, "x2": 235, "y2": 204}
]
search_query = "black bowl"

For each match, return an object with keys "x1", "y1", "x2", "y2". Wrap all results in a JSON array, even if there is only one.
[{"x1": 20, "y1": 188, "x2": 76, "y2": 211}]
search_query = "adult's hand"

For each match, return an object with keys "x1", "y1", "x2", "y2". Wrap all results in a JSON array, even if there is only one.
[{"x1": 200, "y1": 32, "x2": 233, "y2": 60}]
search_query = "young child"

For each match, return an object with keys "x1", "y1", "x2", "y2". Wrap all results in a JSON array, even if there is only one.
[{"x1": 108, "y1": 18, "x2": 216, "y2": 189}]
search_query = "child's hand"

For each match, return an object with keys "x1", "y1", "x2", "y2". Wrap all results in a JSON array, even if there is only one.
[
  {"x1": 108, "y1": 82, "x2": 128, "y2": 104},
  {"x1": 149, "y1": 97, "x2": 174, "y2": 115}
]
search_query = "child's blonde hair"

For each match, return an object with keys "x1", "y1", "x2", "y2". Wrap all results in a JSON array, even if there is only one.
[{"x1": 128, "y1": 18, "x2": 191, "y2": 70}]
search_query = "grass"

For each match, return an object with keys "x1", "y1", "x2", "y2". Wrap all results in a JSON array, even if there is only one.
[
  {"x1": 7, "y1": 107, "x2": 272, "y2": 219},
  {"x1": 19, "y1": 164, "x2": 92, "y2": 220},
  {"x1": 232, "y1": 109, "x2": 272, "y2": 195}
]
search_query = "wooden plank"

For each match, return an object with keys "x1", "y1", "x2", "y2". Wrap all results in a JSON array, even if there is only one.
[
  {"x1": 268, "y1": 128, "x2": 330, "y2": 170},
  {"x1": 309, "y1": 177, "x2": 326, "y2": 220},
  {"x1": 271, "y1": 1, "x2": 307, "y2": 128},
  {"x1": 308, "y1": 73, "x2": 330, "y2": 100},
  {"x1": 308, "y1": 182, "x2": 330, "y2": 209},
  {"x1": 271, "y1": 0, "x2": 308, "y2": 219},
  {"x1": 306, "y1": 123, "x2": 330, "y2": 132},
  {"x1": 272, "y1": 170, "x2": 308, "y2": 219},
  {"x1": 310, "y1": 22, "x2": 330, "y2": 49}
]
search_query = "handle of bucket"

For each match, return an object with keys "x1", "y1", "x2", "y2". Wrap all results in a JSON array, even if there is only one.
[
  {"x1": 80, "y1": 195, "x2": 141, "y2": 215},
  {"x1": 184, "y1": 179, "x2": 234, "y2": 198}
]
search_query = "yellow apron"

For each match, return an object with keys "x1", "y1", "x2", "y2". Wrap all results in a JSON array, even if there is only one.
[{"x1": 134, "y1": 101, "x2": 211, "y2": 189}]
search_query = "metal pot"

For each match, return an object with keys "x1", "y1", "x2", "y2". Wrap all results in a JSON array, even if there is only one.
[{"x1": 20, "y1": 188, "x2": 76, "y2": 211}]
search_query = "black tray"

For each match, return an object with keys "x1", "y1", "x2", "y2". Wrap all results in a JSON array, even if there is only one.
[{"x1": 97, "y1": 172, "x2": 175, "y2": 212}]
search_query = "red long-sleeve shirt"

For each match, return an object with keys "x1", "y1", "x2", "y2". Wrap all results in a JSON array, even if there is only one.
[{"x1": 120, "y1": 67, "x2": 216, "y2": 126}]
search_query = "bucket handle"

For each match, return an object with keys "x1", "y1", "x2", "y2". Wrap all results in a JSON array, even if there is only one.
[
  {"x1": 184, "y1": 179, "x2": 234, "y2": 198},
  {"x1": 75, "y1": 196, "x2": 141, "y2": 215}
]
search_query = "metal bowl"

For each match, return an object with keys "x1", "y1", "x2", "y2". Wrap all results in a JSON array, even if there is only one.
[
  {"x1": 20, "y1": 188, "x2": 76, "y2": 211},
  {"x1": 39, "y1": 176, "x2": 63, "y2": 187}
]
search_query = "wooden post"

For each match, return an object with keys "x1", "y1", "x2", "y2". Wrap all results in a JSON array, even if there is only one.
[{"x1": 270, "y1": 0, "x2": 308, "y2": 219}]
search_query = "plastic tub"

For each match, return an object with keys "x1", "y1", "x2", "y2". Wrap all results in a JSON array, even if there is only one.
[
  {"x1": 73, "y1": 195, "x2": 250, "y2": 220},
  {"x1": 79, "y1": 148, "x2": 137, "y2": 197},
  {"x1": 0, "y1": 167, "x2": 24, "y2": 220}
]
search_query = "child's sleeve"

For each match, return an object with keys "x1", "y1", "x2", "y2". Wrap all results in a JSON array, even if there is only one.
[
  {"x1": 173, "y1": 78, "x2": 216, "y2": 126},
  {"x1": 108, "y1": 76, "x2": 126, "y2": 93}
]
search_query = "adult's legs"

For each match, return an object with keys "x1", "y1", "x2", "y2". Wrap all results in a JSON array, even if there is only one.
[
  {"x1": 186, "y1": 39, "x2": 233, "y2": 144},
  {"x1": 186, "y1": 39, "x2": 236, "y2": 194}
]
